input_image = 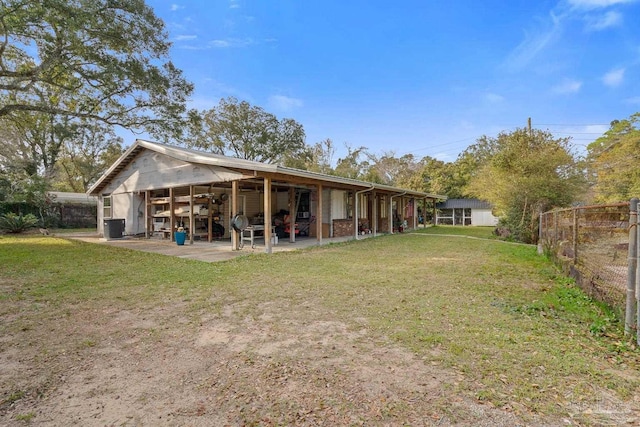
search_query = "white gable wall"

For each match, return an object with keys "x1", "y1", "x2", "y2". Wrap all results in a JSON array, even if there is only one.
[
  {"x1": 470, "y1": 209, "x2": 499, "y2": 226},
  {"x1": 97, "y1": 150, "x2": 243, "y2": 237},
  {"x1": 102, "y1": 150, "x2": 243, "y2": 195}
]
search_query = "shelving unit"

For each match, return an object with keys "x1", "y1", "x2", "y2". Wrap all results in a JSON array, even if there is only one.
[
  {"x1": 147, "y1": 190, "x2": 225, "y2": 242},
  {"x1": 149, "y1": 196, "x2": 172, "y2": 238}
]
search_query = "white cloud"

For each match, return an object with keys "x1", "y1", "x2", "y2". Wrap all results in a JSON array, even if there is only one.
[
  {"x1": 432, "y1": 152, "x2": 456, "y2": 162},
  {"x1": 175, "y1": 35, "x2": 197, "y2": 41},
  {"x1": 624, "y1": 96, "x2": 640, "y2": 104},
  {"x1": 484, "y1": 93, "x2": 505, "y2": 104},
  {"x1": 268, "y1": 95, "x2": 303, "y2": 112},
  {"x1": 504, "y1": 0, "x2": 636, "y2": 70},
  {"x1": 552, "y1": 78, "x2": 583, "y2": 94},
  {"x1": 584, "y1": 10, "x2": 622, "y2": 30},
  {"x1": 178, "y1": 44, "x2": 207, "y2": 51},
  {"x1": 580, "y1": 124, "x2": 610, "y2": 136},
  {"x1": 503, "y1": 11, "x2": 564, "y2": 71},
  {"x1": 170, "y1": 4, "x2": 183, "y2": 11},
  {"x1": 567, "y1": 0, "x2": 636, "y2": 9},
  {"x1": 209, "y1": 38, "x2": 253, "y2": 48},
  {"x1": 229, "y1": 0, "x2": 240, "y2": 8},
  {"x1": 602, "y1": 67, "x2": 625, "y2": 87}
]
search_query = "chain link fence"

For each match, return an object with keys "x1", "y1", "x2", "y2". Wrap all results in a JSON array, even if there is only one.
[{"x1": 539, "y1": 202, "x2": 630, "y2": 317}]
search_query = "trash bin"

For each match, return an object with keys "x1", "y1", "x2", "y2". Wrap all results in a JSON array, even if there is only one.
[
  {"x1": 174, "y1": 231, "x2": 186, "y2": 245},
  {"x1": 104, "y1": 218, "x2": 125, "y2": 240}
]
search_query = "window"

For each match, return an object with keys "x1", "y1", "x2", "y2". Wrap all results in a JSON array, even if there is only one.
[
  {"x1": 331, "y1": 190, "x2": 347, "y2": 219},
  {"x1": 298, "y1": 191, "x2": 310, "y2": 215},
  {"x1": 379, "y1": 196, "x2": 387, "y2": 218},
  {"x1": 103, "y1": 196, "x2": 112, "y2": 218},
  {"x1": 346, "y1": 192, "x2": 353, "y2": 219},
  {"x1": 358, "y1": 193, "x2": 368, "y2": 219}
]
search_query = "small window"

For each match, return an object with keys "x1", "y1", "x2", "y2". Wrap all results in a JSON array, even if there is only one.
[
  {"x1": 345, "y1": 192, "x2": 353, "y2": 219},
  {"x1": 103, "y1": 196, "x2": 112, "y2": 218},
  {"x1": 358, "y1": 193, "x2": 368, "y2": 219},
  {"x1": 379, "y1": 196, "x2": 387, "y2": 218}
]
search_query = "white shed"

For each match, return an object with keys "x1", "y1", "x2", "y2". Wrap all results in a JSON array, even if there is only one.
[{"x1": 435, "y1": 199, "x2": 499, "y2": 227}]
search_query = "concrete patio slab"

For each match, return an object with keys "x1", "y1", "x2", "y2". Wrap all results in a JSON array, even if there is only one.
[{"x1": 61, "y1": 232, "x2": 373, "y2": 263}]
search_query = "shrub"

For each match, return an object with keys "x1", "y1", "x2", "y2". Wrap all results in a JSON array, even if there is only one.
[{"x1": 0, "y1": 213, "x2": 39, "y2": 233}]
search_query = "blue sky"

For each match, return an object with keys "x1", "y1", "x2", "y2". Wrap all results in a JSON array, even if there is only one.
[{"x1": 145, "y1": 0, "x2": 640, "y2": 163}]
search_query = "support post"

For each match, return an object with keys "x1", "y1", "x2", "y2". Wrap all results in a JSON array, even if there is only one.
[
  {"x1": 432, "y1": 199, "x2": 437, "y2": 225},
  {"x1": 144, "y1": 190, "x2": 150, "y2": 239},
  {"x1": 316, "y1": 184, "x2": 323, "y2": 244},
  {"x1": 207, "y1": 195, "x2": 213, "y2": 243},
  {"x1": 372, "y1": 191, "x2": 378, "y2": 236},
  {"x1": 263, "y1": 177, "x2": 272, "y2": 254},
  {"x1": 288, "y1": 187, "x2": 296, "y2": 243},
  {"x1": 231, "y1": 181, "x2": 239, "y2": 250},
  {"x1": 189, "y1": 185, "x2": 195, "y2": 245},
  {"x1": 626, "y1": 198, "x2": 638, "y2": 336},
  {"x1": 389, "y1": 196, "x2": 394, "y2": 233},
  {"x1": 412, "y1": 198, "x2": 417, "y2": 230},
  {"x1": 423, "y1": 198, "x2": 427, "y2": 229},
  {"x1": 169, "y1": 187, "x2": 175, "y2": 242}
]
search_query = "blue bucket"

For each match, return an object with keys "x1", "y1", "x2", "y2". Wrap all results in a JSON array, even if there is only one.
[{"x1": 174, "y1": 231, "x2": 186, "y2": 245}]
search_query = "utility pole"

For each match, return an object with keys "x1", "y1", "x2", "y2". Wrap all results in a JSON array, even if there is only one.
[{"x1": 527, "y1": 117, "x2": 532, "y2": 137}]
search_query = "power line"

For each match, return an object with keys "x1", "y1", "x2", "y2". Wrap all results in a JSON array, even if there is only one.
[
  {"x1": 536, "y1": 123, "x2": 610, "y2": 126},
  {"x1": 391, "y1": 120, "x2": 607, "y2": 159},
  {"x1": 551, "y1": 132, "x2": 604, "y2": 135}
]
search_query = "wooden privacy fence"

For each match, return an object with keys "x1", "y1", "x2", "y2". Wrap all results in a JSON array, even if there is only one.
[
  {"x1": 539, "y1": 200, "x2": 640, "y2": 343},
  {"x1": 0, "y1": 201, "x2": 97, "y2": 228}
]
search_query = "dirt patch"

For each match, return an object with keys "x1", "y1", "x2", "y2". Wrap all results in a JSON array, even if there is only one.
[{"x1": 0, "y1": 295, "x2": 554, "y2": 427}]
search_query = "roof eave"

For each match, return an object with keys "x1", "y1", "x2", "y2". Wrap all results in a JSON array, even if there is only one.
[{"x1": 87, "y1": 139, "x2": 448, "y2": 200}]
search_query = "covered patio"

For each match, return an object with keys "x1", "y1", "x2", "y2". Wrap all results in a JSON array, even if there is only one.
[{"x1": 88, "y1": 140, "x2": 446, "y2": 254}]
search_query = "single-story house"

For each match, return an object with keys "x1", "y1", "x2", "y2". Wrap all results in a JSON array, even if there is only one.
[
  {"x1": 435, "y1": 198, "x2": 499, "y2": 226},
  {"x1": 88, "y1": 140, "x2": 447, "y2": 252}
]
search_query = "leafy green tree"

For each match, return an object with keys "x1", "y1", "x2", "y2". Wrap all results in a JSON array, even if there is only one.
[
  {"x1": 0, "y1": 0, "x2": 193, "y2": 138},
  {"x1": 301, "y1": 138, "x2": 336, "y2": 174},
  {"x1": 417, "y1": 157, "x2": 464, "y2": 197},
  {"x1": 452, "y1": 136, "x2": 498, "y2": 195},
  {"x1": 0, "y1": 112, "x2": 76, "y2": 180},
  {"x1": 586, "y1": 113, "x2": 640, "y2": 203},
  {"x1": 467, "y1": 128, "x2": 585, "y2": 243},
  {"x1": 333, "y1": 145, "x2": 372, "y2": 180},
  {"x1": 366, "y1": 152, "x2": 420, "y2": 187},
  {"x1": 54, "y1": 122, "x2": 125, "y2": 192},
  {"x1": 186, "y1": 97, "x2": 307, "y2": 164}
]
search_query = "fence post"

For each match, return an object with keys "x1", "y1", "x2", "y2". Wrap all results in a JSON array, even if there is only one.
[
  {"x1": 626, "y1": 198, "x2": 638, "y2": 336},
  {"x1": 537, "y1": 211, "x2": 544, "y2": 255},
  {"x1": 572, "y1": 208, "x2": 578, "y2": 265},
  {"x1": 553, "y1": 210, "x2": 558, "y2": 247},
  {"x1": 636, "y1": 198, "x2": 640, "y2": 345}
]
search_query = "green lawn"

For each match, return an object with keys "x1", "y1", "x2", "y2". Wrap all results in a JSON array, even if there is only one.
[
  {"x1": 1, "y1": 231, "x2": 638, "y2": 424},
  {"x1": 420, "y1": 224, "x2": 498, "y2": 239}
]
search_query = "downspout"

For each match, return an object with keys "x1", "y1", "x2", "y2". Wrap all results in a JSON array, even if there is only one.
[
  {"x1": 389, "y1": 191, "x2": 406, "y2": 234},
  {"x1": 355, "y1": 186, "x2": 375, "y2": 240}
]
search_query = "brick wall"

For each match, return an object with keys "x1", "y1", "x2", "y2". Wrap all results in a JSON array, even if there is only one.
[
  {"x1": 333, "y1": 218, "x2": 378, "y2": 237},
  {"x1": 332, "y1": 219, "x2": 354, "y2": 237}
]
